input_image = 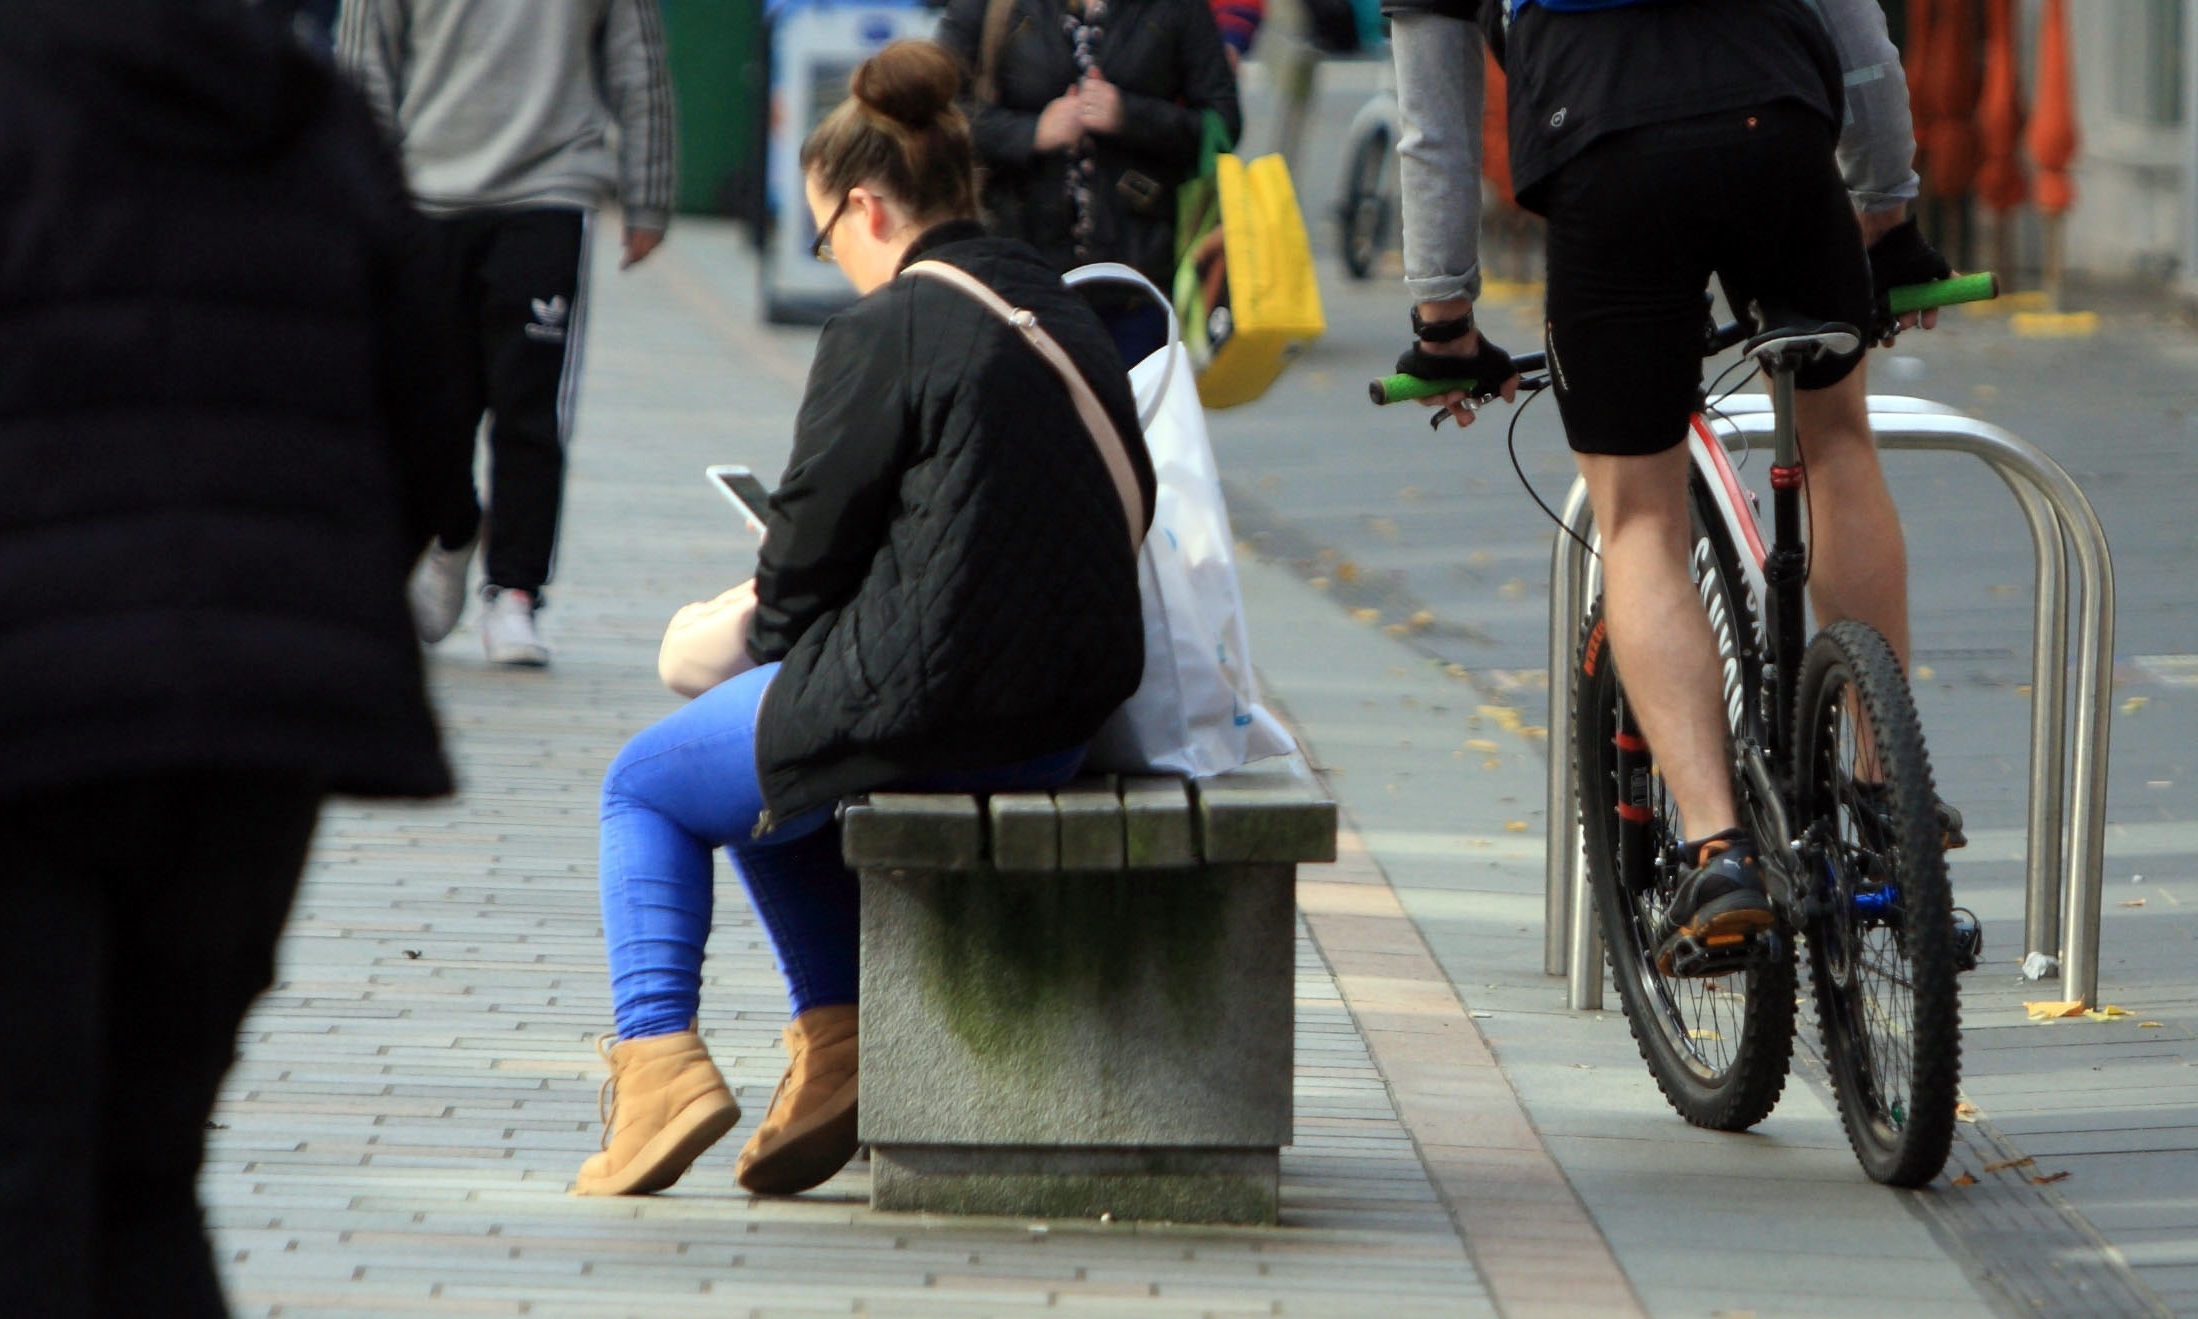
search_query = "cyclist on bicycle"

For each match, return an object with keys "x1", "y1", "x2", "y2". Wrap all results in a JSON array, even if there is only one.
[{"x1": 1389, "y1": 0, "x2": 1961, "y2": 973}]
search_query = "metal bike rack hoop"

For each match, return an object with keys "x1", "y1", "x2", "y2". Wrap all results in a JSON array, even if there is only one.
[{"x1": 1544, "y1": 397, "x2": 2115, "y2": 1011}]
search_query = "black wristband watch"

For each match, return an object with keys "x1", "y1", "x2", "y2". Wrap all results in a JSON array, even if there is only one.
[{"x1": 1411, "y1": 305, "x2": 1476, "y2": 343}]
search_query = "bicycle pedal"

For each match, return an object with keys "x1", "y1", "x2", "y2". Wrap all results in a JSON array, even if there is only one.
[
  {"x1": 1665, "y1": 933, "x2": 1757, "y2": 979},
  {"x1": 1951, "y1": 906, "x2": 1983, "y2": 973}
]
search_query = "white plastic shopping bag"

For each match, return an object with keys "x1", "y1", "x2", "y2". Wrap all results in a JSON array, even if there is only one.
[{"x1": 1065, "y1": 264, "x2": 1294, "y2": 778}]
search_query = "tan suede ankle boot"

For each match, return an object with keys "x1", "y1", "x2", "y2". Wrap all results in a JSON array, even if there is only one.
[
  {"x1": 573, "y1": 1029, "x2": 739, "y2": 1196},
  {"x1": 735, "y1": 1004, "x2": 860, "y2": 1196}
]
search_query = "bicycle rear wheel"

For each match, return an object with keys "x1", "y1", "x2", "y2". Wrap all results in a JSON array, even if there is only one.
[
  {"x1": 1794, "y1": 620, "x2": 1961, "y2": 1187},
  {"x1": 1573, "y1": 481, "x2": 1795, "y2": 1130}
]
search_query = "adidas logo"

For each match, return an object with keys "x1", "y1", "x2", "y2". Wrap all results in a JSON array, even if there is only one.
[{"x1": 524, "y1": 295, "x2": 569, "y2": 344}]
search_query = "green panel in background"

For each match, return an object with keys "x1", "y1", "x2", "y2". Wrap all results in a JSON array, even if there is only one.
[{"x1": 660, "y1": 0, "x2": 766, "y2": 217}]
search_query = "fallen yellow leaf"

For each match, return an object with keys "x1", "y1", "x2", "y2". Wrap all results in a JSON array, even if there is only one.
[
  {"x1": 2025, "y1": 1000, "x2": 2087, "y2": 1020},
  {"x1": 1504, "y1": 820, "x2": 1529, "y2": 833},
  {"x1": 1408, "y1": 609, "x2": 1435, "y2": 630},
  {"x1": 2082, "y1": 1005, "x2": 2131, "y2": 1021},
  {"x1": 1336, "y1": 561, "x2": 1360, "y2": 583},
  {"x1": 1466, "y1": 739, "x2": 1501, "y2": 754},
  {"x1": 1351, "y1": 607, "x2": 1381, "y2": 624},
  {"x1": 1915, "y1": 665, "x2": 1936, "y2": 681},
  {"x1": 2122, "y1": 696, "x2": 2150, "y2": 715},
  {"x1": 2031, "y1": 1170, "x2": 2071, "y2": 1185},
  {"x1": 1955, "y1": 1102, "x2": 1980, "y2": 1123},
  {"x1": 2139, "y1": 1021, "x2": 2165, "y2": 1029},
  {"x1": 2120, "y1": 898, "x2": 2146, "y2": 908},
  {"x1": 1520, "y1": 725, "x2": 1549, "y2": 740},
  {"x1": 1478, "y1": 704, "x2": 1524, "y2": 732},
  {"x1": 1383, "y1": 623, "x2": 1410, "y2": 637},
  {"x1": 1982, "y1": 1156, "x2": 2034, "y2": 1173},
  {"x1": 1951, "y1": 1173, "x2": 1978, "y2": 1187}
]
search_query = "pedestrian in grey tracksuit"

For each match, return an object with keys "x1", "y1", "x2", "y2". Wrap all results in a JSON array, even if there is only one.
[{"x1": 337, "y1": 0, "x2": 676, "y2": 666}]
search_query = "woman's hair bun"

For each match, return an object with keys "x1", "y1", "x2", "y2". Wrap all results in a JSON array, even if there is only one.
[{"x1": 850, "y1": 40, "x2": 961, "y2": 128}]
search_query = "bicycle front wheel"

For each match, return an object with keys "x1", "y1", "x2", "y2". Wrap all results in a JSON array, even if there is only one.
[
  {"x1": 1338, "y1": 124, "x2": 1392, "y2": 281},
  {"x1": 1795, "y1": 620, "x2": 1961, "y2": 1187}
]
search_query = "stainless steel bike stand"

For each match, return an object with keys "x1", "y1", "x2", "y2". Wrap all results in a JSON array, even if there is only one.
[{"x1": 1545, "y1": 395, "x2": 2116, "y2": 1011}]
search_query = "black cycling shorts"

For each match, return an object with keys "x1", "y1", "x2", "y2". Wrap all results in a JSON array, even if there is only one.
[{"x1": 1540, "y1": 101, "x2": 1872, "y2": 457}]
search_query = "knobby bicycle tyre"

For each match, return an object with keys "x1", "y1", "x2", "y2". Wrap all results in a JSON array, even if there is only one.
[
  {"x1": 1573, "y1": 478, "x2": 1796, "y2": 1131},
  {"x1": 1795, "y1": 619, "x2": 1961, "y2": 1187}
]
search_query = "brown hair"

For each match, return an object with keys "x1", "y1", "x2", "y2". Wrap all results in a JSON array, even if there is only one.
[{"x1": 799, "y1": 40, "x2": 977, "y2": 226}]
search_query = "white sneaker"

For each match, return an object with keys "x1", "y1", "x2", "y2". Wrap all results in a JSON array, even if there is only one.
[
  {"x1": 406, "y1": 535, "x2": 477, "y2": 643},
  {"x1": 481, "y1": 588, "x2": 550, "y2": 667}
]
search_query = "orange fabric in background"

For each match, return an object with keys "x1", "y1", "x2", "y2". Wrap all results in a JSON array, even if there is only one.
[
  {"x1": 1974, "y1": 0, "x2": 2026, "y2": 212},
  {"x1": 2027, "y1": 0, "x2": 2080, "y2": 215},
  {"x1": 1482, "y1": 48, "x2": 1512, "y2": 207},
  {"x1": 1922, "y1": 0, "x2": 1980, "y2": 198}
]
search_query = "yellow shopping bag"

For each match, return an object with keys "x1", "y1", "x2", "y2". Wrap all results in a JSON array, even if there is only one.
[{"x1": 1174, "y1": 128, "x2": 1325, "y2": 409}]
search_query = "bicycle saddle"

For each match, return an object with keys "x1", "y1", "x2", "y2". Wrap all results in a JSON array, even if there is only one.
[{"x1": 1741, "y1": 300, "x2": 1861, "y2": 366}]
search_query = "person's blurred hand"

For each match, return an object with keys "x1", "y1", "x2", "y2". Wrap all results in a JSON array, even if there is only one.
[
  {"x1": 1035, "y1": 87, "x2": 1085, "y2": 152},
  {"x1": 622, "y1": 227, "x2": 664, "y2": 269},
  {"x1": 1076, "y1": 68, "x2": 1123, "y2": 134}
]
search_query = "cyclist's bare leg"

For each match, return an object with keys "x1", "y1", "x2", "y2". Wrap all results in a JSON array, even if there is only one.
[
  {"x1": 1793, "y1": 364, "x2": 1911, "y2": 666},
  {"x1": 1577, "y1": 445, "x2": 1738, "y2": 838}
]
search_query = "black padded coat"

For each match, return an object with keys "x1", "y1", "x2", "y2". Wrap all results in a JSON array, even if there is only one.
[
  {"x1": 0, "y1": 0, "x2": 454, "y2": 801},
  {"x1": 936, "y1": 0, "x2": 1242, "y2": 292},
  {"x1": 746, "y1": 223, "x2": 1155, "y2": 826}
]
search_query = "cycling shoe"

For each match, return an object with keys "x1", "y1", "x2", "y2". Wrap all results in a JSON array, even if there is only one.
[{"x1": 1654, "y1": 829, "x2": 1774, "y2": 978}]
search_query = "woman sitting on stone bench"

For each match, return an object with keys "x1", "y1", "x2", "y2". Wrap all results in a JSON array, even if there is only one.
[{"x1": 579, "y1": 39, "x2": 1155, "y2": 1199}]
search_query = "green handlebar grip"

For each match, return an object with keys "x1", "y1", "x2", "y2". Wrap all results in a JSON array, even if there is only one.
[
  {"x1": 1888, "y1": 272, "x2": 2000, "y2": 315},
  {"x1": 1370, "y1": 373, "x2": 1477, "y2": 406}
]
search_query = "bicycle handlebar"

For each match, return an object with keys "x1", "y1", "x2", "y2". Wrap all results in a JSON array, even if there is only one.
[
  {"x1": 1368, "y1": 273, "x2": 2001, "y2": 406},
  {"x1": 1887, "y1": 272, "x2": 2000, "y2": 316}
]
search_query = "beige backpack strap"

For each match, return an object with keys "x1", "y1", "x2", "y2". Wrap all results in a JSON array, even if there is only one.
[{"x1": 905, "y1": 260, "x2": 1146, "y2": 552}]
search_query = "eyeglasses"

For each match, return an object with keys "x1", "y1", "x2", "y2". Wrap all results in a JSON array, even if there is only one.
[{"x1": 810, "y1": 192, "x2": 851, "y2": 263}]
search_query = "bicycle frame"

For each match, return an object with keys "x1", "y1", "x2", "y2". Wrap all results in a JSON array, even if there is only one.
[{"x1": 1688, "y1": 362, "x2": 1816, "y2": 931}]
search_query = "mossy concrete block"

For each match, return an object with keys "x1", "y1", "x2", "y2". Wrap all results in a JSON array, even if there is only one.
[
  {"x1": 1121, "y1": 777, "x2": 1195, "y2": 868},
  {"x1": 842, "y1": 794, "x2": 982, "y2": 870},
  {"x1": 988, "y1": 793, "x2": 1058, "y2": 871},
  {"x1": 858, "y1": 861, "x2": 1294, "y2": 1149},
  {"x1": 1053, "y1": 778, "x2": 1124, "y2": 870},
  {"x1": 1194, "y1": 769, "x2": 1337, "y2": 864},
  {"x1": 870, "y1": 1144, "x2": 1279, "y2": 1225}
]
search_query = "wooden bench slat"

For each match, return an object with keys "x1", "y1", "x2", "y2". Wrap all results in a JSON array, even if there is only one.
[
  {"x1": 1193, "y1": 765, "x2": 1337, "y2": 864},
  {"x1": 987, "y1": 792, "x2": 1059, "y2": 871},
  {"x1": 842, "y1": 793, "x2": 984, "y2": 869},
  {"x1": 1120, "y1": 776, "x2": 1196, "y2": 868},
  {"x1": 1052, "y1": 776, "x2": 1124, "y2": 870}
]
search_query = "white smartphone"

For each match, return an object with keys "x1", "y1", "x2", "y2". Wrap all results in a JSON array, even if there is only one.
[{"x1": 705, "y1": 464, "x2": 771, "y2": 539}]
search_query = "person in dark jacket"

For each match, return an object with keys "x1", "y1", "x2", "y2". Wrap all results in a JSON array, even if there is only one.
[
  {"x1": 579, "y1": 39, "x2": 1153, "y2": 1203},
  {"x1": 0, "y1": 2, "x2": 455, "y2": 1315},
  {"x1": 936, "y1": 0, "x2": 1240, "y2": 297}
]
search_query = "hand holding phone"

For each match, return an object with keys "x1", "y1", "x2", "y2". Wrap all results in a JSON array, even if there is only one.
[{"x1": 705, "y1": 464, "x2": 770, "y2": 539}]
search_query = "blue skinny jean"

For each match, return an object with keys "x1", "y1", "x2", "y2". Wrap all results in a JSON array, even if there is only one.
[{"x1": 598, "y1": 663, "x2": 1085, "y2": 1040}]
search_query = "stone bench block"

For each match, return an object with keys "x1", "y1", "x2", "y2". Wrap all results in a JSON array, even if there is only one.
[
  {"x1": 870, "y1": 1145, "x2": 1279, "y2": 1225},
  {"x1": 843, "y1": 762, "x2": 1333, "y2": 1226}
]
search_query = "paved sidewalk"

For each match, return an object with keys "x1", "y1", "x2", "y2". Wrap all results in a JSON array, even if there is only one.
[
  {"x1": 205, "y1": 215, "x2": 2197, "y2": 1319},
  {"x1": 206, "y1": 223, "x2": 1510, "y2": 1319}
]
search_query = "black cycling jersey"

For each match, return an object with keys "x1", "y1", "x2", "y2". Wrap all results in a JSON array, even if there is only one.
[{"x1": 1487, "y1": 0, "x2": 1844, "y2": 212}]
